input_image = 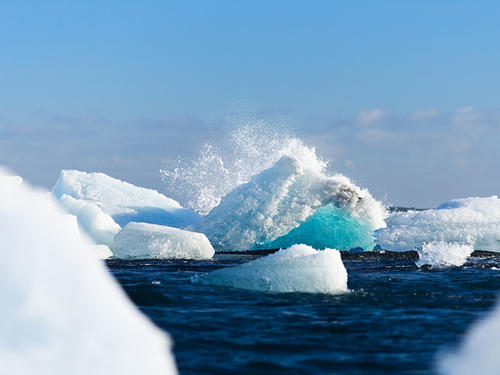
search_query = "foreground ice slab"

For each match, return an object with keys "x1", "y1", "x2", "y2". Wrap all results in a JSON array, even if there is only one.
[
  {"x1": 53, "y1": 169, "x2": 200, "y2": 228},
  {"x1": 439, "y1": 300, "x2": 500, "y2": 375},
  {"x1": 197, "y1": 244, "x2": 348, "y2": 294},
  {"x1": 415, "y1": 241, "x2": 473, "y2": 268},
  {"x1": 198, "y1": 156, "x2": 386, "y2": 251},
  {"x1": 60, "y1": 213, "x2": 114, "y2": 259},
  {"x1": 0, "y1": 168, "x2": 177, "y2": 375},
  {"x1": 58, "y1": 194, "x2": 121, "y2": 248},
  {"x1": 114, "y1": 222, "x2": 214, "y2": 259},
  {"x1": 92, "y1": 244, "x2": 114, "y2": 259},
  {"x1": 1, "y1": 174, "x2": 23, "y2": 186},
  {"x1": 377, "y1": 196, "x2": 500, "y2": 252}
]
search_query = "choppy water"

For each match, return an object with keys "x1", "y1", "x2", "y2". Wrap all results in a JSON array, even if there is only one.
[{"x1": 108, "y1": 254, "x2": 500, "y2": 375}]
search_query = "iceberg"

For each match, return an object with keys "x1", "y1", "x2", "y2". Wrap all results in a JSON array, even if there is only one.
[
  {"x1": 59, "y1": 213, "x2": 113, "y2": 259},
  {"x1": 415, "y1": 241, "x2": 473, "y2": 268},
  {"x1": 197, "y1": 156, "x2": 386, "y2": 251},
  {"x1": 1, "y1": 174, "x2": 23, "y2": 186},
  {"x1": 0, "y1": 168, "x2": 177, "y2": 375},
  {"x1": 439, "y1": 300, "x2": 500, "y2": 375},
  {"x1": 58, "y1": 194, "x2": 121, "y2": 248},
  {"x1": 53, "y1": 169, "x2": 200, "y2": 228},
  {"x1": 114, "y1": 222, "x2": 215, "y2": 259},
  {"x1": 196, "y1": 244, "x2": 348, "y2": 294},
  {"x1": 376, "y1": 196, "x2": 500, "y2": 252},
  {"x1": 92, "y1": 244, "x2": 114, "y2": 259}
]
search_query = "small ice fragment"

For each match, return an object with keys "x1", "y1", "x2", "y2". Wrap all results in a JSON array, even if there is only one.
[
  {"x1": 197, "y1": 244, "x2": 348, "y2": 294},
  {"x1": 415, "y1": 241, "x2": 473, "y2": 268},
  {"x1": 114, "y1": 222, "x2": 214, "y2": 260}
]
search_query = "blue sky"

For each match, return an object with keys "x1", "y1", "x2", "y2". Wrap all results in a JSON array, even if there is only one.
[{"x1": 1, "y1": 1, "x2": 499, "y2": 207}]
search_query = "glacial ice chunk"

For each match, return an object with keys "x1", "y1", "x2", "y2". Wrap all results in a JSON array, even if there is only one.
[
  {"x1": 264, "y1": 204, "x2": 378, "y2": 252},
  {"x1": 58, "y1": 194, "x2": 121, "y2": 248},
  {"x1": 415, "y1": 241, "x2": 473, "y2": 268},
  {"x1": 376, "y1": 196, "x2": 500, "y2": 251},
  {"x1": 197, "y1": 244, "x2": 348, "y2": 294},
  {"x1": 52, "y1": 169, "x2": 200, "y2": 228},
  {"x1": 92, "y1": 244, "x2": 114, "y2": 259},
  {"x1": 0, "y1": 174, "x2": 23, "y2": 186},
  {"x1": 0, "y1": 168, "x2": 177, "y2": 375},
  {"x1": 59, "y1": 213, "x2": 113, "y2": 259},
  {"x1": 197, "y1": 156, "x2": 386, "y2": 251},
  {"x1": 114, "y1": 222, "x2": 214, "y2": 259}
]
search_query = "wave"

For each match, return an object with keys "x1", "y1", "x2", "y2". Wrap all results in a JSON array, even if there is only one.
[{"x1": 165, "y1": 123, "x2": 387, "y2": 251}]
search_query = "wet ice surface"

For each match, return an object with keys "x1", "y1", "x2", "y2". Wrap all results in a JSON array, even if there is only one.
[{"x1": 107, "y1": 252, "x2": 500, "y2": 375}]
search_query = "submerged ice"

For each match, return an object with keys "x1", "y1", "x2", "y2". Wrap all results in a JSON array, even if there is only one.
[
  {"x1": 0, "y1": 168, "x2": 177, "y2": 375},
  {"x1": 197, "y1": 244, "x2": 348, "y2": 294},
  {"x1": 377, "y1": 196, "x2": 500, "y2": 252},
  {"x1": 197, "y1": 155, "x2": 386, "y2": 251}
]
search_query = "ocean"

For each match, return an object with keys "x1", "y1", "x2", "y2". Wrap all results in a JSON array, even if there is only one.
[{"x1": 108, "y1": 251, "x2": 500, "y2": 375}]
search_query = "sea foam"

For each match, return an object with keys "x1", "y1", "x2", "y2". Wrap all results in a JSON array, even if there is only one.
[{"x1": 415, "y1": 241, "x2": 473, "y2": 268}]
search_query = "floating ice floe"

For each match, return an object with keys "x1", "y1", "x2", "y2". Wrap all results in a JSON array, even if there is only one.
[
  {"x1": 58, "y1": 194, "x2": 121, "y2": 248},
  {"x1": 439, "y1": 300, "x2": 500, "y2": 375},
  {"x1": 52, "y1": 169, "x2": 200, "y2": 228},
  {"x1": 197, "y1": 155, "x2": 386, "y2": 251},
  {"x1": 0, "y1": 168, "x2": 177, "y2": 375},
  {"x1": 114, "y1": 222, "x2": 214, "y2": 259},
  {"x1": 196, "y1": 244, "x2": 348, "y2": 294},
  {"x1": 415, "y1": 241, "x2": 473, "y2": 268},
  {"x1": 376, "y1": 196, "x2": 500, "y2": 252}
]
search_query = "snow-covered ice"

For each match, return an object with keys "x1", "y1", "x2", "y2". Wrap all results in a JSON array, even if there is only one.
[
  {"x1": 197, "y1": 155, "x2": 386, "y2": 251},
  {"x1": 58, "y1": 194, "x2": 121, "y2": 248},
  {"x1": 0, "y1": 168, "x2": 177, "y2": 375},
  {"x1": 114, "y1": 222, "x2": 214, "y2": 259},
  {"x1": 415, "y1": 241, "x2": 473, "y2": 268},
  {"x1": 53, "y1": 169, "x2": 200, "y2": 228},
  {"x1": 197, "y1": 244, "x2": 348, "y2": 294},
  {"x1": 376, "y1": 196, "x2": 500, "y2": 251}
]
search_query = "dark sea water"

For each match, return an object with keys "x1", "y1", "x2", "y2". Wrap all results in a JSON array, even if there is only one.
[{"x1": 107, "y1": 253, "x2": 500, "y2": 375}]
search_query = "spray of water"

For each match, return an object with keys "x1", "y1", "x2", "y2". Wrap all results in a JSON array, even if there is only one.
[{"x1": 160, "y1": 121, "x2": 327, "y2": 215}]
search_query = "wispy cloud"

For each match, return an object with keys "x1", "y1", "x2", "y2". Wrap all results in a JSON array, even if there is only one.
[
  {"x1": 411, "y1": 108, "x2": 438, "y2": 121},
  {"x1": 1, "y1": 106, "x2": 499, "y2": 208},
  {"x1": 357, "y1": 108, "x2": 385, "y2": 125}
]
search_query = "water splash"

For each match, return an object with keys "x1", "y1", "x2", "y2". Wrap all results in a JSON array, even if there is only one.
[{"x1": 160, "y1": 121, "x2": 327, "y2": 215}]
